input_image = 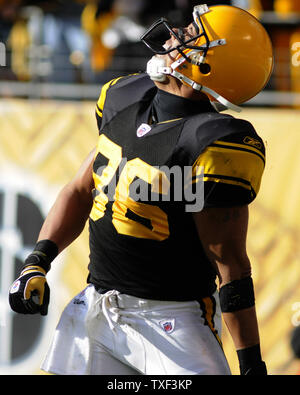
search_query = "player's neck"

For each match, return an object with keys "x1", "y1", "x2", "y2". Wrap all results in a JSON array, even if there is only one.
[
  {"x1": 152, "y1": 88, "x2": 215, "y2": 123},
  {"x1": 154, "y1": 76, "x2": 209, "y2": 102}
]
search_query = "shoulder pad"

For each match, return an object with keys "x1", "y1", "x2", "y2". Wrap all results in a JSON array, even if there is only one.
[
  {"x1": 188, "y1": 117, "x2": 266, "y2": 207},
  {"x1": 215, "y1": 120, "x2": 265, "y2": 158},
  {"x1": 96, "y1": 73, "x2": 156, "y2": 131},
  {"x1": 178, "y1": 113, "x2": 246, "y2": 165}
]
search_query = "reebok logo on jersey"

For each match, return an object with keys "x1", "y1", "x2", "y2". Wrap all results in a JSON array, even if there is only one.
[
  {"x1": 137, "y1": 123, "x2": 151, "y2": 137},
  {"x1": 243, "y1": 136, "x2": 262, "y2": 149}
]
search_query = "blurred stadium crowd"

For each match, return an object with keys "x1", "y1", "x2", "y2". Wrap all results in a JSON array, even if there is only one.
[{"x1": 0, "y1": 0, "x2": 299, "y2": 104}]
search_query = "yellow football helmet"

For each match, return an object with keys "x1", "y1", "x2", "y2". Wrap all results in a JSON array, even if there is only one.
[{"x1": 142, "y1": 4, "x2": 274, "y2": 112}]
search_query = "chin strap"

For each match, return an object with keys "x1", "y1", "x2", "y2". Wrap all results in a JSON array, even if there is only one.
[
  {"x1": 146, "y1": 56, "x2": 242, "y2": 113},
  {"x1": 202, "y1": 86, "x2": 242, "y2": 113}
]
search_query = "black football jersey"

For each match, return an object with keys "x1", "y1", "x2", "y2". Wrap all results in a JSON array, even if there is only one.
[{"x1": 88, "y1": 73, "x2": 265, "y2": 301}]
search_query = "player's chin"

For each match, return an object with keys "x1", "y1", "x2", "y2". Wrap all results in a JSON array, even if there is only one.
[{"x1": 156, "y1": 52, "x2": 177, "y2": 67}]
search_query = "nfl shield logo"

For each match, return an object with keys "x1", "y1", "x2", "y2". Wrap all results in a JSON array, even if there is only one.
[
  {"x1": 160, "y1": 319, "x2": 175, "y2": 334},
  {"x1": 137, "y1": 123, "x2": 151, "y2": 137}
]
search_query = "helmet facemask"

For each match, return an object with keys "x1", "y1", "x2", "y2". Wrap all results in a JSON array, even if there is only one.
[{"x1": 141, "y1": 5, "x2": 211, "y2": 66}]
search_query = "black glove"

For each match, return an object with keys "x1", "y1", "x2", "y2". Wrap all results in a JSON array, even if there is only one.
[
  {"x1": 9, "y1": 264, "x2": 50, "y2": 315},
  {"x1": 9, "y1": 240, "x2": 58, "y2": 316}
]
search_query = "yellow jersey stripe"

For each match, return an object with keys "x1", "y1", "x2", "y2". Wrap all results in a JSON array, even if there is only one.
[
  {"x1": 95, "y1": 104, "x2": 102, "y2": 118},
  {"x1": 157, "y1": 117, "x2": 183, "y2": 125},
  {"x1": 203, "y1": 175, "x2": 252, "y2": 191},
  {"x1": 192, "y1": 144, "x2": 264, "y2": 195},
  {"x1": 201, "y1": 296, "x2": 222, "y2": 347},
  {"x1": 191, "y1": 174, "x2": 252, "y2": 192},
  {"x1": 96, "y1": 76, "x2": 123, "y2": 113},
  {"x1": 212, "y1": 140, "x2": 265, "y2": 163}
]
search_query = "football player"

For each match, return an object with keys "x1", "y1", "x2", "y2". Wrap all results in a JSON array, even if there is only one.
[{"x1": 9, "y1": 4, "x2": 273, "y2": 375}]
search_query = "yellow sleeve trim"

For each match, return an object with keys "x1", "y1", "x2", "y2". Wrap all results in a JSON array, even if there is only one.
[
  {"x1": 202, "y1": 176, "x2": 252, "y2": 191},
  {"x1": 96, "y1": 76, "x2": 123, "y2": 113},
  {"x1": 157, "y1": 117, "x2": 182, "y2": 125},
  {"x1": 192, "y1": 144, "x2": 265, "y2": 195},
  {"x1": 212, "y1": 140, "x2": 265, "y2": 163},
  {"x1": 95, "y1": 105, "x2": 102, "y2": 118}
]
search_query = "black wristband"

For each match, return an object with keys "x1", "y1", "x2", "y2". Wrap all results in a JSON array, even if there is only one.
[
  {"x1": 237, "y1": 344, "x2": 267, "y2": 375},
  {"x1": 24, "y1": 239, "x2": 58, "y2": 273},
  {"x1": 219, "y1": 276, "x2": 255, "y2": 313}
]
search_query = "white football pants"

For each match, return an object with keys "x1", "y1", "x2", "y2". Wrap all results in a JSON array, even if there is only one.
[{"x1": 41, "y1": 284, "x2": 231, "y2": 375}]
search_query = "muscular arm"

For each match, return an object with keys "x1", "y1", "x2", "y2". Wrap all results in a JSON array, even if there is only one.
[
  {"x1": 38, "y1": 148, "x2": 95, "y2": 253},
  {"x1": 193, "y1": 205, "x2": 260, "y2": 350}
]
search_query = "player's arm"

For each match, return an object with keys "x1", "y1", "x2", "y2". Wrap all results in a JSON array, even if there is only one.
[
  {"x1": 9, "y1": 148, "x2": 95, "y2": 316},
  {"x1": 193, "y1": 205, "x2": 266, "y2": 375},
  {"x1": 38, "y1": 148, "x2": 95, "y2": 253},
  {"x1": 189, "y1": 121, "x2": 266, "y2": 374}
]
